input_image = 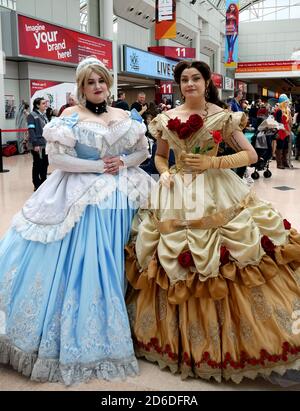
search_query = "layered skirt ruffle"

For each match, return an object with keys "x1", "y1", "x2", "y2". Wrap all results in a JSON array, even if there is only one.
[
  {"x1": 125, "y1": 170, "x2": 300, "y2": 384},
  {"x1": 0, "y1": 190, "x2": 139, "y2": 385}
]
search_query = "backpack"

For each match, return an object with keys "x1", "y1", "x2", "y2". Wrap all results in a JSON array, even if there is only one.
[{"x1": 2, "y1": 144, "x2": 17, "y2": 157}]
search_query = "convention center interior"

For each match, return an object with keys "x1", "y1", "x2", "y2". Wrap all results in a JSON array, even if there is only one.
[{"x1": 0, "y1": 0, "x2": 300, "y2": 393}]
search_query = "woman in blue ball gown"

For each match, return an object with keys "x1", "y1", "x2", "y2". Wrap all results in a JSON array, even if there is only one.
[{"x1": 0, "y1": 57, "x2": 152, "y2": 385}]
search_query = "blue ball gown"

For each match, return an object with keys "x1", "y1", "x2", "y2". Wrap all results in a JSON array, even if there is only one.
[{"x1": 0, "y1": 111, "x2": 152, "y2": 385}]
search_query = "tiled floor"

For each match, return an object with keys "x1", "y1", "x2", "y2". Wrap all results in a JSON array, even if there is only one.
[{"x1": 0, "y1": 154, "x2": 300, "y2": 391}]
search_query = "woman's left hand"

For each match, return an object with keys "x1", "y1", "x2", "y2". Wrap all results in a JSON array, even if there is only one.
[
  {"x1": 103, "y1": 157, "x2": 124, "y2": 174},
  {"x1": 182, "y1": 153, "x2": 212, "y2": 172}
]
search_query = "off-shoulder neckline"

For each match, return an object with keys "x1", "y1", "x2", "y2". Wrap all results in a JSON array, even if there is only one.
[
  {"x1": 161, "y1": 110, "x2": 226, "y2": 122},
  {"x1": 77, "y1": 117, "x2": 131, "y2": 130},
  {"x1": 61, "y1": 111, "x2": 132, "y2": 130}
]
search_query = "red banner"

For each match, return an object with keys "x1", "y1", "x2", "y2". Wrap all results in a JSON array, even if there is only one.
[
  {"x1": 18, "y1": 15, "x2": 113, "y2": 69},
  {"x1": 148, "y1": 46, "x2": 195, "y2": 60},
  {"x1": 211, "y1": 73, "x2": 223, "y2": 89},
  {"x1": 237, "y1": 60, "x2": 300, "y2": 73},
  {"x1": 30, "y1": 80, "x2": 60, "y2": 97},
  {"x1": 155, "y1": 0, "x2": 176, "y2": 40},
  {"x1": 158, "y1": 81, "x2": 173, "y2": 94}
]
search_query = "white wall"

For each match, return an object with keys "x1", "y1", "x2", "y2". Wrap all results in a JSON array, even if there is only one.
[
  {"x1": 0, "y1": 14, "x2": 5, "y2": 128},
  {"x1": 3, "y1": 61, "x2": 19, "y2": 142},
  {"x1": 239, "y1": 19, "x2": 300, "y2": 62},
  {"x1": 16, "y1": 0, "x2": 80, "y2": 30},
  {"x1": 117, "y1": 17, "x2": 150, "y2": 51}
]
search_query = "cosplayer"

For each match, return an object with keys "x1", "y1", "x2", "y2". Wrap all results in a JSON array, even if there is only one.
[
  {"x1": 226, "y1": 3, "x2": 239, "y2": 64},
  {"x1": 0, "y1": 57, "x2": 152, "y2": 385},
  {"x1": 274, "y1": 94, "x2": 293, "y2": 169},
  {"x1": 125, "y1": 60, "x2": 300, "y2": 386}
]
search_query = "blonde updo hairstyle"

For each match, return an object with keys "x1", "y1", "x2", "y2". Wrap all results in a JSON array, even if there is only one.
[{"x1": 76, "y1": 60, "x2": 113, "y2": 106}]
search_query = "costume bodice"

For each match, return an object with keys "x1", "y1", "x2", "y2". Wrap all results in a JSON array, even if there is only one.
[
  {"x1": 43, "y1": 112, "x2": 148, "y2": 160},
  {"x1": 75, "y1": 141, "x2": 100, "y2": 160},
  {"x1": 148, "y1": 110, "x2": 247, "y2": 168}
]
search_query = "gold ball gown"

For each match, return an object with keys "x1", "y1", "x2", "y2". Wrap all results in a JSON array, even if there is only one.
[{"x1": 125, "y1": 110, "x2": 300, "y2": 385}]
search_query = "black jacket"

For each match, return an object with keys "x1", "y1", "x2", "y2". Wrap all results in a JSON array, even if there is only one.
[
  {"x1": 115, "y1": 99, "x2": 129, "y2": 111},
  {"x1": 27, "y1": 110, "x2": 48, "y2": 147}
]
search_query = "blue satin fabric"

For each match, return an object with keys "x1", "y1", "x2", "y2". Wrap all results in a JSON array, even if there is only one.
[
  {"x1": 0, "y1": 190, "x2": 137, "y2": 384},
  {"x1": 75, "y1": 141, "x2": 100, "y2": 160}
]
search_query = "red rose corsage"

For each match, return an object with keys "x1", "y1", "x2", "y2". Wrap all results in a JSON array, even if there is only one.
[{"x1": 167, "y1": 114, "x2": 204, "y2": 140}]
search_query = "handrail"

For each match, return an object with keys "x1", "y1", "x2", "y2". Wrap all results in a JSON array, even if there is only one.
[{"x1": 1, "y1": 128, "x2": 28, "y2": 133}]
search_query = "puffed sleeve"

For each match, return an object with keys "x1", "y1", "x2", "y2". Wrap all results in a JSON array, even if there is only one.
[
  {"x1": 44, "y1": 112, "x2": 105, "y2": 173},
  {"x1": 43, "y1": 112, "x2": 78, "y2": 157},
  {"x1": 222, "y1": 112, "x2": 248, "y2": 142},
  {"x1": 148, "y1": 113, "x2": 169, "y2": 141},
  {"x1": 121, "y1": 119, "x2": 149, "y2": 168}
]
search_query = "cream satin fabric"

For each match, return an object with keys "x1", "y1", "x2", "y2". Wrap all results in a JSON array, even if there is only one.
[{"x1": 135, "y1": 111, "x2": 288, "y2": 284}]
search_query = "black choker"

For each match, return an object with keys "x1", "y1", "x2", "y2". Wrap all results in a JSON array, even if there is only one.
[{"x1": 86, "y1": 100, "x2": 107, "y2": 115}]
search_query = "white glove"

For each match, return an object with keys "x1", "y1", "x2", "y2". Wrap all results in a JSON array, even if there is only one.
[{"x1": 49, "y1": 153, "x2": 104, "y2": 173}]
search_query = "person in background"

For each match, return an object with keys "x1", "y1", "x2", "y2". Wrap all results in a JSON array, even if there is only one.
[
  {"x1": 159, "y1": 97, "x2": 172, "y2": 113},
  {"x1": 230, "y1": 90, "x2": 252, "y2": 183},
  {"x1": 45, "y1": 106, "x2": 57, "y2": 122},
  {"x1": 241, "y1": 98, "x2": 249, "y2": 114},
  {"x1": 115, "y1": 91, "x2": 129, "y2": 111},
  {"x1": 249, "y1": 99, "x2": 261, "y2": 130},
  {"x1": 58, "y1": 94, "x2": 77, "y2": 116},
  {"x1": 293, "y1": 109, "x2": 300, "y2": 160},
  {"x1": 16, "y1": 101, "x2": 30, "y2": 154},
  {"x1": 130, "y1": 92, "x2": 148, "y2": 119},
  {"x1": 27, "y1": 97, "x2": 49, "y2": 191},
  {"x1": 274, "y1": 94, "x2": 293, "y2": 169},
  {"x1": 230, "y1": 89, "x2": 243, "y2": 113}
]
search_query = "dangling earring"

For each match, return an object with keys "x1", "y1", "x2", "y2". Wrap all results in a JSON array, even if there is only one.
[
  {"x1": 181, "y1": 94, "x2": 185, "y2": 102},
  {"x1": 205, "y1": 87, "x2": 209, "y2": 100}
]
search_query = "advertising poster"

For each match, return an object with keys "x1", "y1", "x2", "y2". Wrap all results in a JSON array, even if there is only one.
[
  {"x1": 30, "y1": 80, "x2": 76, "y2": 113},
  {"x1": 224, "y1": 0, "x2": 239, "y2": 68},
  {"x1": 155, "y1": 0, "x2": 176, "y2": 40},
  {"x1": 5, "y1": 95, "x2": 16, "y2": 119},
  {"x1": 18, "y1": 15, "x2": 113, "y2": 69}
]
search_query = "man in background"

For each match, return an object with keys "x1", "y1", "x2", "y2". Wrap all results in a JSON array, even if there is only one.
[
  {"x1": 27, "y1": 97, "x2": 49, "y2": 191},
  {"x1": 115, "y1": 91, "x2": 129, "y2": 111},
  {"x1": 58, "y1": 94, "x2": 77, "y2": 116},
  {"x1": 230, "y1": 89, "x2": 244, "y2": 112},
  {"x1": 131, "y1": 92, "x2": 148, "y2": 119}
]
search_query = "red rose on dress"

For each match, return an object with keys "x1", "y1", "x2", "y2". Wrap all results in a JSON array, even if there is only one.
[
  {"x1": 211, "y1": 130, "x2": 223, "y2": 144},
  {"x1": 167, "y1": 117, "x2": 181, "y2": 131},
  {"x1": 283, "y1": 219, "x2": 291, "y2": 230},
  {"x1": 261, "y1": 235, "x2": 275, "y2": 256},
  {"x1": 220, "y1": 245, "x2": 230, "y2": 265},
  {"x1": 187, "y1": 114, "x2": 204, "y2": 132},
  {"x1": 178, "y1": 124, "x2": 192, "y2": 140},
  {"x1": 178, "y1": 251, "x2": 194, "y2": 268},
  {"x1": 277, "y1": 129, "x2": 288, "y2": 140}
]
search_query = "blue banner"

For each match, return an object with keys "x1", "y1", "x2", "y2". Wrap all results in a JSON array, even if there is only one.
[
  {"x1": 224, "y1": 0, "x2": 239, "y2": 68},
  {"x1": 123, "y1": 45, "x2": 177, "y2": 80}
]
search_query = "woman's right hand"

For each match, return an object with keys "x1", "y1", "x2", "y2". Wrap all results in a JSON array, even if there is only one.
[{"x1": 159, "y1": 170, "x2": 174, "y2": 188}]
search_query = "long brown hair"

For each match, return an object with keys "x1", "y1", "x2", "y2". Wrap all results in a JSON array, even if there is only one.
[{"x1": 173, "y1": 60, "x2": 223, "y2": 107}]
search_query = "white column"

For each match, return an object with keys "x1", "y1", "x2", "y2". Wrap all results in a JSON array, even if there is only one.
[
  {"x1": 215, "y1": 46, "x2": 221, "y2": 74},
  {"x1": 0, "y1": 16, "x2": 6, "y2": 129},
  {"x1": 195, "y1": 31, "x2": 200, "y2": 60},
  {"x1": 99, "y1": 0, "x2": 117, "y2": 102}
]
